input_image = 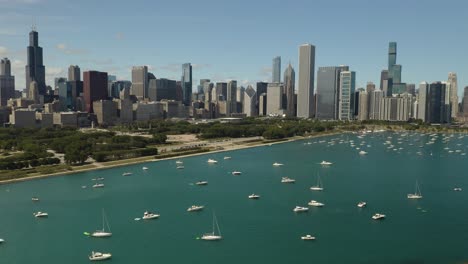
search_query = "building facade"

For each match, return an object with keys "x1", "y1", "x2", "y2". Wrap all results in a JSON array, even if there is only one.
[
  {"x1": 297, "y1": 44, "x2": 315, "y2": 118},
  {"x1": 272, "y1": 56, "x2": 281, "y2": 83},
  {"x1": 0, "y1": 58, "x2": 15, "y2": 106},
  {"x1": 131, "y1": 66, "x2": 148, "y2": 99},
  {"x1": 181, "y1": 63, "x2": 192, "y2": 106},
  {"x1": 316, "y1": 66, "x2": 349, "y2": 120},
  {"x1": 25, "y1": 29, "x2": 46, "y2": 97},
  {"x1": 338, "y1": 71, "x2": 356, "y2": 120},
  {"x1": 83, "y1": 71, "x2": 108, "y2": 113}
]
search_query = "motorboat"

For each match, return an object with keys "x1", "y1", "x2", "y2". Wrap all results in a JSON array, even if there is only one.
[
  {"x1": 281, "y1": 177, "x2": 295, "y2": 183},
  {"x1": 33, "y1": 212, "x2": 48, "y2": 218},
  {"x1": 32, "y1": 197, "x2": 39, "y2": 202},
  {"x1": 357, "y1": 202, "x2": 367, "y2": 208},
  {"x1": 207, "y1": 159, "x2": 218, "y2": 164},
  {"x1": 407, "y1": 181, "x2": 423, "y2": 199},
  {"x1": 89, "y1": 251, "x2": 112, "y2": 261},
  {"x1": 231, "y1": 171, "x2": 242, "y2": 175},
  {"x1": 454, "y1": 187, "x2": 462, "y2": 191},
  {"x1": 248, "y1": 194, "x2": 260, "y2": 199},
  {"x1": 301, "y1": 235, "x2": 316, "y2": 240},
  {"x1": 372, "y1": 213, "x2": 386, "y2": 220},
  {"x1": 176, "y1": 166, "x2": 185, "y2": 169},
  {"x1": 0, "y1": 238, "x2": 4, "y2": 243},
  {"x1": 201, "y1": 213, "x2": 222, "y2": 241},
  {"x1": 122, "y1": 172, "x2": 133, "y2": 176},
  {"x1": 293, "y1": 206, "x2": 309, "y2": 212},
  {"x1": 187, "y1": 205, "x2": 204, "y2": 212},
  {"x1": 142, "y1": 211, "x2": 160, "y2": 220},
  {"x1": 272, "y1": 162, "x2": 284, "y2": 166},
  {"x1": 93, "y1": 183, "x2": 105, "y2": 188},
  {"x1": 310, "y1": 173, "x2": 323, "y2": 191},
  {"x1": 320, "y1": 161, "x2": 332, "y2": 166},
  {"x1": 359, "y1": 150, "x2": 368, "y2": 155},
  {"x1": 196, "y1": 181, "x2": 208, "y2": 186},
  {"x1": 308, "y1": 200, "x2": 324, "y2": 207},
  {"x1": 142, "y1": 167, "x2": 149, "y2": 170},
  {"x1": 91, "y1": 210, "x2": 112, "y2": 237},
  {"x1": 175, "y1": 160, "x2": 183, "y2": 164},
  {"x1": 223, "y1": 157, "x2": 231, "y2": 160}
]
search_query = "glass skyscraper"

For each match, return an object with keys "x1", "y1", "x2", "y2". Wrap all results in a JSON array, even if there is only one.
[
  {"x1": 316, "y1": 66, "x2": 349, "y2": 120},
  {"x1": 182, "y1": 63, "x2": 192, "y2": 106},
  {"x1": 272, "y1": 56, "x2": 281, "y2": 83},
  {"x1": 338, "y1": 71, "x2": 356, "y2": 120}
]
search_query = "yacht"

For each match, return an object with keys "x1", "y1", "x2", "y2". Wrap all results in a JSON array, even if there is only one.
[
  {"x1": 223, "y1": 156, "x2": 231, "y2": 160},
  {"x1": 453, "y1": 187, "x2": 462, "y2": 192},
  {"x1": 248, "y1": 194, "x2": 260, "y2": 199},
  {"x1": 301, "y1": 235, "x2": 316, "y2": 240},
  {"x1": 281, "y1": 177, "x2": 295, "y2": 183},
  {"x1": 142, "y1": 211, "x2": 160, "y2": 220},
  {"x1": 196, "y1": 181, "x2": 208, "y2": 186},
  {"x1": 122, "y1": 172, "x2": 133, "y2": 176},
  {"x1": 207, "y1": 159, "x2": 218, "y2": 164},
  {"x1": 89, "y1": 251, "x2": 112, "y2": 261},
  {"x1": 357, "y1": 202, "x2": 367, "y2": 208},
  {"x1": 372, "y1": 213, "x2": 386, "y2": 220},
  {"x1": 407, "y1": 181, "x2": 423, "y2": 199},
  {"x1": 176, "y1": 166, "x2": 185, "y2": 169},
  {"x1": 272, "y1": 162, "x2": 284, "y2": 166},
  {"x1": 320, "y1": 161, "x2": 332, "y2": 166},
  {"x1": 33, "y1": 212, "x2": 48, "y2": 218},
  {"x1": 308, "y1": 200, "x2": 324, "y2": 207},
  {"x1": 187, "y1": 205, "x2": 204, "y2": 212},
  {"x1": 0, "y1": 238, "x2": 4, "y2": 243},
  {"x1": 31, "y1": 197, "x2": 39, "y2": 202},
  {"x1": 359, "y1": 150, "x2": 368, "y2": 155},
  {"x1": 142, "y1": 167, "x2": 149, "y2": 170},
  {"x1": 175, "y1": 160, "x2": 183, "y2": 164},
  {"x1": 93, "y1": 183, "x2": 105, "y2": 188},
  {"x1": 201, "y1": 213, "x2": 222, "y2": 241},
  {"x1": 293, "y1": 206, "x2": 309, "y2": 212},
  {"x1": 310, "y1": 173, "x2": 324, "y2": 191},
  {"x1": 231, "y1": 171, "x2": 242, "y2": 175},
  {"x1": 91, "y1": 210, "x2": 112, "y2": 238}
]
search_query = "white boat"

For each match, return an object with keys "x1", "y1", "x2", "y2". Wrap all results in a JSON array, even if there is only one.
[
  {"x1": 89, "y1": 251, "x2": 112, "y2": 261},
  {"x1": 293, "y1": 206, "x2": 309, "y2": 212},
  {"x1": 201, "y1": 213, "x2": 222, "y2": 241},
  {"x1": 142, "y1": 167, "x2": 149, "y2": 170},
  {"x1": 372, "y1": 213, "x2": 385, "y2": 220},
  {"x1": 320, "y1": 161, "x2": 332, "y2": 166},
  {"x1": 453, "y1": 187, "x2": 462, "y2": 192},
  {"x1": 272, "y1": 162, "x2": 284, "y2": 167},
  {"x1": 142, "y1": 211, "x2": 160, "y2": 220},
  {"x1": 96, "y1": 177, "x2": 104, "y2": 181},
  {"x1": 33, "y1": 211, "x2": 48, "y2": 218},
  {"x1": 176, "y1": 166, "x2": 185, "y2": 169},
  {"x1": 301, "y1": 235, "x2": 316, "y2": 240},
  {"x1": 175, "y1": 160, "x2": 183, "y2": 164},
  {"x1": 91, "y1": 210, "x2": 112, "y2": 238},
  {"x1": 357, "y1": 202, "x2": 367, "y2": 208},
  {"x1": 0, "y1": 238, "x2": 4, "y2": 243},
  {"x1": 310, "y1": 173, "x2": 324, "y2": 191},
  {"x1": 359, "y1": 150, "x2": 367, "y2": 155},
  {"x1": 32, "y1": 197, "x2": 39, "y2": 202},
  {"x1": 407, "y1": 181, "x2": 423, "y2": 199},
  {"x1": 196, "y1": 181, "x2": 208, "y2": 186},
  {"x1": 207, "y1": 159, "x2": 218, "y2": 164},
  {"x1": 248, "y1": 194, "x2": 260, "y2": 199},
  {"x1": 93, "y1": 183, "x2": 105, "y2": 188},
  {"x1": 122, "y1": 172, "x2": 133, "y2": 176},
  {"x1": 308, "y1": 200, "x2": 324, "y2": 207},
  {"x1": 223, "y1": 157, "x2": 231, "y2": 160},
  {"x1": 187, "y1": 205, "x2": 204, "y2": 212},
  {"x1": 281, "y1": 177, "x2": 295, "y2": 183},
  {"x1": 231, "y1": 171, "x2": 242, "y2": 175}
]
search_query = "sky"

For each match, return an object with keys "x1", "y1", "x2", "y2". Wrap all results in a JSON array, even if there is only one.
[{"x1": 0, "y1": 0, "x2": 467, "y2": 96}]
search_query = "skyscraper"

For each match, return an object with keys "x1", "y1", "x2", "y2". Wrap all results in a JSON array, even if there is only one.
[
  {"x1": 266, "y1": 83, "x2": 284, "y2": 116},
  {"x1": 386, "y1": 42, "x2": 405, "y2": 95},
  {"x1": 338, "y1": 71, "x2": 356, "y2": 120},
  {"x1": 68, "y1": 65, "x2": 81, "y2": 81},
  {"x1": 366, "y1": 82, "x2": 376, "y2": 93},
  {"x1": 272, "y1": 56, "x2": 281, "y2": 83},
  {"x1": 358, "y1": 91, "x2": 369, "y2": 121},
  {"x1": 388, "y1": 42, "x2": 397, "y2": 69},
  {"x1": 427, "y1": 82, "x2": 448, "y2": 124},
  {"x1": 316, "y1": 66, "x2": 349, "y2": 120},
  {"x1": 182, "y1": 63, "x2": 192, "y2": 106},
  {"x1": 131, "y1": 66, "x2": 148, "y2": 99},
  {"x1": 83, "y1": 71, "x2": 108, "y2": 113},
  {"x1": 297, "y1": 44, "x2": 315, "y2": 118},
  {"x1": 447, "y1": 72, "x2": 459, "y2": 118},
  {"x1": 283, "y1": 63, "x2": 295, "y2": 117},
  {"x1": 369, "y1": 90, "x2": 383, "y2": 120},
  {"x1": 0, "y1": 58, "x2": 15, "y2": 106},
  {"x1": 462, "y1": 86, "x2": 468, "y2": 116},
  {"x1": 25, "y1": 27, "x2": 46, "y2": 97},
  {"x1": 243, "y1": 85, "x2": 257, "y2": 117},
  {"x1": 227, "y1": 80, "x2": 237, "y2": 116},
  {"x1": 417, "y1": 82, "x2": 429, "y2": 122}
]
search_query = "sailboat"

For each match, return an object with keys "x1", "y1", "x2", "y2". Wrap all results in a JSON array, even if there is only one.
[
  {"x1": 91, "y1": 209, "x2": 112, "y2": 237},
  {"x1": 407, "y1": 181, "x2": 423, "y2": 199},
  {"x1": 201, "y1": 213, "x2": 222, "y2": 241},
  {"x1": 310, "y1": 173, "x2": 324, "y2": 191}
]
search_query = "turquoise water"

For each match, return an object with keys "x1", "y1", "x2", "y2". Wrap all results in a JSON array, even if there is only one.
[{"x1": 1, "y1": 132, "x2": 468, "y2": 263}]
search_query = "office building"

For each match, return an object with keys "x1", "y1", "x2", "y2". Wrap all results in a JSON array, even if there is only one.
[
  {"x1": 366, "y1": 82, "x2": 376, "y2": 93},
  {"x1": 316, "y1": 66, "x2": 349, "y2": 120},
  {"x1": 338, "y1": 71, "x2": 356, "y2": 120},
  {"x1": 427, "y1": 82, "x2": 448, "y2": 124},
  {"x1": 266, "y1": 83, "x2": 284, "y2": 116},
  {"x1": 131, "y1": 66, "x2": 148, "y2": 99},
  {"x1": 462, "y1": 86, "x2": 468, "y2": 116},
  {"x1": 25, "y1": 28, "x2": 46, "y2": 97},
  {"x1": 297, "y1": 44, "x2": 315, "y2": 118},
  {"x1": 93, "y1": 100, "x2": 117, "y2": 126},
  {"x1": 256, "y1": 82, "x2": 268, "y2": 114},
  {"x1": 181, "y1": 63, "x2": 192, "y2": 106},
  {"x1": 68, "y1": 65, "x2": 80, "y2": 81},
  {"x1": 380, "y1": 70, "x2": 389, "y2": 90},
  {"x1": 215, "y1": 82, "x2": 227, "y2": 101},
  {"x1": 417, "y1": 82, "x2": 429, "y2": 122},
  {"x1": 58, "y1": 81, "x2": 73, "y2": 110},
  {"x1": 358, "y1": 91, "x2": 369, "y2": 120},
  {"x1": 109, "y1": 80, "x2": 131, "y2": 99},
  {"x1": 0, "y1": 58, "x2": 15, "y2": 106},
  {"x1": 227, "y1": 80, "x2": 237, "y2": 116},
  {"x1": 447, "y1": 72, "x2": 459, "y2": 118},
  {"x1": 369, "y1": 90, "x2": 383, "y2": 120},
  {"x1": 283, "y1": 63, "x2": 295, "y2": 117},
  {"x1": 83, "y1": 71, "x2": 108, "y2": 113},
  {"x1": 148, "y1": 78, "x2": 177, "y2": 102},
  {"x1": 406, "y1": 83, "x2": 416, "y2": 95},
  {"x1": 272, "y1": 56, "x2": 281, "y2": 83},
  {"x1": 243, "y1": 85, "x2": 257, "y2": 117}
]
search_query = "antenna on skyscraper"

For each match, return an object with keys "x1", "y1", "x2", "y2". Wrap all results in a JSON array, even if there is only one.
[{"x1": 31, "y1": 17, "x2": 37, "y2": 31}]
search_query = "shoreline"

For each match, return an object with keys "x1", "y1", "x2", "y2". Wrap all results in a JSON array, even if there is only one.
[{"x1": 0, "y1": 131, "x2": 342, "y2": 186}]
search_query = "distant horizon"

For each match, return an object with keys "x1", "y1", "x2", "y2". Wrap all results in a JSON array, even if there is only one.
[{"x1": 1, "y1": 0, "x2": 467, "y2": 96}]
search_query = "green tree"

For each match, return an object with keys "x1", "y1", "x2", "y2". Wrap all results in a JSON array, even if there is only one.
[{"x1": 64, "y1": 141, "x2": 92, "y2": 165}]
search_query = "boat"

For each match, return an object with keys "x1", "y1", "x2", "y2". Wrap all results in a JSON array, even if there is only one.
[
  {"x1": 93, "y1": 183, "x2": 105, "y2": 188},
  {"x1": 320, "y1": 161, "x2": 332, "y2": 166},
  {"x1": 0, "y1": 238, "x2": 4, "y2": 243},
  {"x1": 359, "y1": 150, "x2": 368, "y2": 155},
  {"x1": 293, "y1": 206, "x2": 309, "y2": 212},
  {"x1": 357, "y1": 202, "x2": 367, "y2": 208},
  {"x1": 81, "y1": 186, "x2": 87, "y2": 189},
  {"x1": 175, "y1": 160, "x2": 183, "y2": 164},
  {"x1": 310, "y1": 173, "x2": 324, "y2": 191},
  {"x1": 272, "y1": 162, "x2": 284, "y2": 166},
  {"x1": 122, "y1": 172, "x2": 133, "y2": 176},
  {"x1": 187, "y1": 205, "x2": 204, "y2": 212},
  {"x1": 33, "y1": 212, "x2": 48, "y2": 218},
  {"x1": 281, "y1": 177, "x2": 295, "y2": 183},
  {"x1": 176, "y1": 166, "x2": 185, "y2": 169},
  {"x1": 142, "y1": 167, "x2": 149, "y2": 170},
  {"x1": 372, "y1": 213, "x2": 386, "y2": 220},
  {"x1": 91, "y1": 210, "x2": 112, "y2": 238},
  {"x1": 248, "y1": 194, "x2": 260, "y2": 199},
  {"x1": 32, "y1": 197, "x2": 39, "y2": 202},
  {"x1": 207, "y1": 159, "x2": 218, "y2": 164},
  {"x1": 196, "y1": 181, "x2": 208, "y2": 186},
  {"x1": 301, "y1": 235, "x2": 316, "y2": 240},
  {"x1": 142, "y1": 211, "x2": 160, "y2": 220},
  {"x1": 407, "y1": 181, "x2": 423, "y2": 199},
  {"x1": 308, "y1": 200, "x2": 324, "y2": 207},
  {"x1": 454, "y1": 187, "x2": 462, "y2": 191},
  {"x1": 201, "y1": 213, "x2": 222, "y2": 241},
  {"x1": 231, "y1": 171, "x2": 242, "y2": 175},
  {"x1": 223, "y1": 157, "x2": 231, "y2": 160},
  {"x1": 89, "y1": 251, "x2": 112, "y2": 261}
]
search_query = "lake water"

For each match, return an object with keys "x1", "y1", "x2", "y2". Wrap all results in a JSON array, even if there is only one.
[{"x1": 1, "y1": 132, "x2": 467, "y2": 263}]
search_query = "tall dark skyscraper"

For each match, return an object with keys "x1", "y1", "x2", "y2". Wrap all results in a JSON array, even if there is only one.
[
  {"x1": 83, "y1": 71, "x2": 108, "y2": 113},
  {"x1": 283, "y1": 63, "x2": 295, "y2": 117},
  {"x1": 387, "y1": 42, "x2": 405, "y2": 94},
  {"x1": 25, "y1": 27, "x2": 46, "y2": 97},
  {"x1": 427, "y1": 82, "x2": 448, "y2": 124},
  {"x1": 272, "y1": 56, "x2": 281, "y2": 83},
  {"x1": 0, "y1": 58, "x2": 15, "y2": 106},
  {"x1": 388, "y1": 42, "x2": 397, "y2": 69},
  {"x1": 316, "y1": 66, "x2": 349, "y2": 120},
  {"x1": 68, "y1": 65, "x2": 81, "y2": 81},
  {"x1": 181, "y1": 63, "x2": 192, "y2": 106}
]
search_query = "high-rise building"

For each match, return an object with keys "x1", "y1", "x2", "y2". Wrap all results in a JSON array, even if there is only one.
[
  {"x1": 0, "y1": 58, "x2": 15, "y2": 106},
  {"x1": 366, "y1": 82, "x2": 376, "y2": 93},
  {"x1": 417, "y1": 82, "x2": 429, "y2": 122},
  {"x1": 272, "y1": 56, "x2": 281, "y2": 83},
  {"x1": 25, "y1": 28, "x2": 46, "y2": 97},
  {"x1": 181, "y1": 63, "x2": 192, "y2": 106},
  {"x1": 447, "y1": 72, "x2": 459, "y2": 118},
  {"x1": 388, "y1": 42, "x2": 397, "y2": 69},
  {"x1": 227, "y1": 80, "x2": 237, "y2": 116},
  {"x1": 427, "y1": 82, "x2": 448, "y2": 124},
  {"x1": 283, "y1": 63, "x2": 295, "y2": 117},
  {"x1": 369, "y1": 90, "x2": 383, "y2": 120},
  {"x1": 109, "y1": 81, "x2": 131, "y2": 99},
  {"x1": 215, "y1": 82, "x2": 227, "y2": 101},
  {"x1": 256, "y1": 82, "x2": 268, "y2": 113},
  {"x1": 148, "y1": 78, "x2": 177, "y2": 102},
  {"x1": 297, "y1": 44, "x2": 315, "y2": 118},
  {"x1": 358, "y1": 91, "x2": 369, "y2": 121},
  {"x1": 68, "y1": 65, "x2": 80, "y2": 81},
  {"x1": 380, "y1": 70, "x2": 389, "y2": 90},
  {"x1": 338, "y1": 71, "x2": 356, "y2": 120},
  {"x1": 316, "y1": 66, "x2": 349, "y2": 120},
  {"x1": 58, "y1": 81, "x2": 73, "y2": 110},
  {"x1": 406, "y1": 83, "x2": 416, "y2": 95},
  {"x1": 266, "y1": 83, "x2": 284, "y2": 116},
  {"x1": 462, "y1": 86, "x2": 468, "y2": 116},
  {"x1": 83, "y1": 71, "x2": 108, "y2": 113},
  {"x1": 131, "y1": 66, "x2": 148, "y2": 99},
  {"x1": 386, "y1": 42, "x2": 406, "y2": 95},
  {"x1": 243, "y1": 85, "x2": 257, "y2": 117}
]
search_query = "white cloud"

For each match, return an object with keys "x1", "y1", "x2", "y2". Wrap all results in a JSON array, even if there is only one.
[{"x1": 0, "y1": 46, "x2": 9, "y2": 56}]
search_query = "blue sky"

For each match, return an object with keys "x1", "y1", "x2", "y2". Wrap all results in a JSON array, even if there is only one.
[{"x1": 0, "y1": 0, "x2": 467, "y2": 96}]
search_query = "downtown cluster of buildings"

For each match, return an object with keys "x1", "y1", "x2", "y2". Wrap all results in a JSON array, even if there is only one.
[{"x1": 0, "y1": 28, "x2": 466, "y2": 128}]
